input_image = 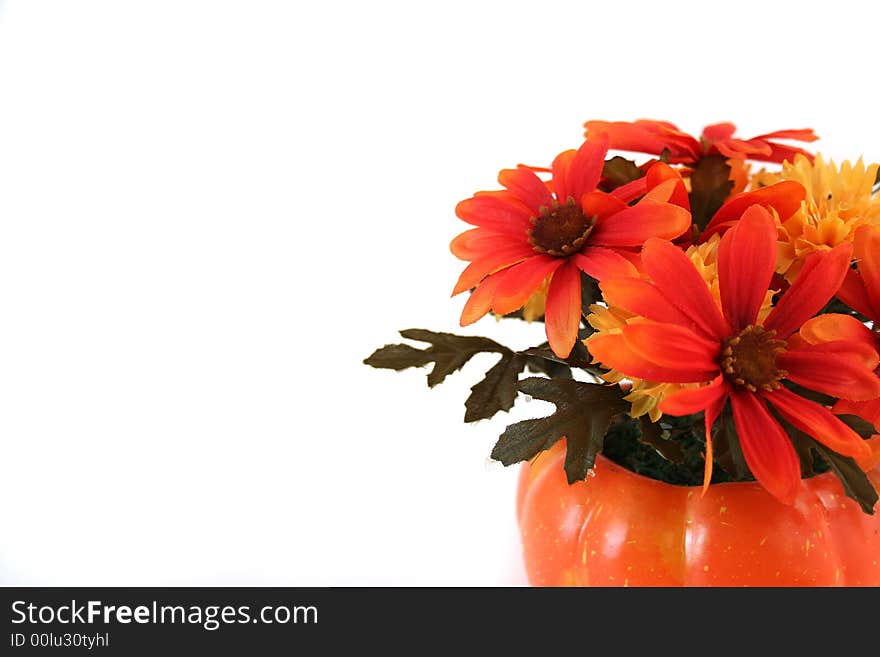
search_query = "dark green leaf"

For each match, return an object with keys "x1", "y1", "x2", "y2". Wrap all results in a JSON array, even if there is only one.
[
  {"x1": 580, "y1": 272, "x2": 601, "y2": 317},
  {"x1": 811, "y1": 441, "x2": 878, "y2": 515},
  {"x1": 564, "y1": 431, "x2": 602, "y2": 483},
  {"x1": 789, "y1": 430, "x2": 819, "y2": 478},
  {"x1": 492, "y1": 378, "x2": 628, "y2": 484},
  {"x1": 771, "y1": 407, "x2": 872, "y2": 511},
  {"x1": 363, "y1": 343, "x2": 433, "y2": 370},
  {"x1": 519, "y1": 339, "x2": 595, "y2": 372},
  {"x1": 689, "y1": 154, "x2": 733, "y2": 232},
  {"x1": 397, "y1": 329, "x2": 507, "y2": 387},
  {"x1": 601, "y1": 156, "x2": 644, "y2": 190},
  {"x1": 782, "y1": 381, "x2": 836, "y2": 407},
  {"x1": 524, "y1": 356, "x2": 572, "y2": 379},
  {"x1": 837, "y1": 414, "x2": 877, "y2": 439},
  {"x1": 709, "y1": 402, "x2": 752, "y2": 481},
  {"x1": 638, "y1": 415, "x2": 685, "y2": 463},
  {"x1": 464, "y1": 353, "x2": 527, "y2": 423},
  {"x1": 364, "y1": 329, "x2": 507, "y2": 387}
]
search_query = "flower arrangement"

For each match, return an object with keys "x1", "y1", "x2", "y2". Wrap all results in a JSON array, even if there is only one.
[{"x1": 365, "y1": 119, "x2": 880, "y2": 586}]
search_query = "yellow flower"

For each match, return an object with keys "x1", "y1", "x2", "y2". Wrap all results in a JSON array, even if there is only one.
[
  {"x1": 587, "y1": 235, "x2": 774, "y2": 421},
  {"x1": 771, "y1": 154, "x2": 880, "y2": 278},
  {"x1": 520, "y1": 278, "x2": 549, "y2": 322}
]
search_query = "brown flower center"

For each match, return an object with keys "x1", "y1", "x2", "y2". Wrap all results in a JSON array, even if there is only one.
[
  {"x1": 528, "y1": 199, "x2": 596, "y2": 256},
  {"x1": 720, "y1": 325, "x2": 788, "y2": 392}
]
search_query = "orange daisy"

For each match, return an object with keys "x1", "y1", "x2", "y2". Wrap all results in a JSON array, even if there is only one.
[
  {"x1": 451, "y1": 136, "x2": 690, "y2": 358},
  {"x1": 588, "y1": 207, "x2": 880, "y2": 504},
  {"x1": 583, "y1": 119, "x2": 817, "y2": 165}
]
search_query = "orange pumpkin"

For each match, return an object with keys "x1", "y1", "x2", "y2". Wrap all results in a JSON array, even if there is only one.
[{"x1": 517, "y1": 440, "x2": 880, "y2": 586}]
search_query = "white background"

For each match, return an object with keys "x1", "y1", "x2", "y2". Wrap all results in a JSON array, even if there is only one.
[{"x1": 1, "y1": 0, "x2": 878, "y2": 585}]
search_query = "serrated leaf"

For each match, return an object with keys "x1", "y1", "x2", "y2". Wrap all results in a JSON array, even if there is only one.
[
  {"x1": 771, "y1": 407, "x2": 874, "y2": 511},
  {"x1": 519, "y1": 339, "x2": 595, "y2": 372},
  {"x1": 363, "y1": 343, "x2": 434, "y2": 370},
  {"x1": 464, "y1": 353, "x2": 527, "y2": 423},
  {"x1": 491, "y1": 378, "x2": 628, "y2": 483},
  {"x1": 638, "y1": 415, "x2": 685, "y2": 463},
  {"x1": 525, "y1": 357, "x2": 573, "y2": 379},
  {"x1": 563, "y1": 431, "x2": 603, "y2": 483},
  {"x1": 364, "y1": 329, "x2": 507, "y2": 387},
  {"x1": 789, "y1": 431, "x2": 819, "y2": 478},
  {"x1": 602, "y1": 156, "x2": 644, "y2": 190},
  {"x1": 837, "y1": 414, "x2": 877, "y2": 439},
  {"x1": 710, "y1": 402, "x2": 752, "y2": 481},
  {"x1": 689, "y1": 154, "x2": 733, "y2": 232},
  {"x1": 811, "y1": 441, "x2": 878, "y2": 514},
  {"x1": 580, "y1": 272, "x2": 601, "y2": 317}
]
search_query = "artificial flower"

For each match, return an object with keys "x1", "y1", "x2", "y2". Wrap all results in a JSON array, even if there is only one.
[
  {"x1": 762, "y1": 155, "x2": 880, "y2": 278},
  {"x1": 700, "y1": 179, "x2": 805, "y2": 240},
  {"x1": 589, "y1": 233, "x2": 775, "y2": 421},
  {"x1": 583, "y1": 119, "x2": 817, "y2": 165},
  {"x1": 588, "y1": 206, "x2": 880, "y2": 504},
  {"x1": 451, "y1": 136, "x2": 690, "y2": 357}
]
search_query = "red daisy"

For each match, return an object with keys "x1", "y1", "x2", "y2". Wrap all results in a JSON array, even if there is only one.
[
  {"x1": 588, "y1": 206, "x2": 880, "y2": 504},
  {"x1": 583, "y1": 119, "x2": 817, "y2": 165},
  {"x1": 451, "y1": 136, "x2": 691, "y2": 358}
]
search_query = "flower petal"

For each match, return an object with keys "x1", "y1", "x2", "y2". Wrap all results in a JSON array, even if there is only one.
[
  {"x1": 620, "y1": 323, "x2": 720, "y2": 373},
  {"x1": 752, "y1": 128, "x2": 818, "y2": 143},
  {"x1": 701, "y1": 392, "x2": 727, "y2": 494},
  {"x1": 589, "y1": 200, "x2": 691, "y2": 246},
  {"x1": 450, "y1": 227, "x2": 516, "y2": 261},
  {"x1": 580, "y1": 191, "x2": 629, "y2": 220},
  {"x1": 644, "y1": 162, "x2": 689, "y2": 210},
  {"x1": 764, "y1": 242, "x2": 853, "y2": 338},
  {"x1": 641, "y1": 238, "x2": 731, "y2": 339},
  {"x1": 610, "y1": 177, "x2": 647, "y2": 203},
  {"x1": 834, "y1": 398, "x2": 880, "y2": 431},
  {"x1": 798, "y1": 314, "x2": 878, "y2": 352},
  {"x1": 759, "y1": 143, "x2": 815, "y2": 165},
  {"x1": 659, "y1": 374, "x2": 729, "y2": 416},
  {"x1": 779, "y1": 341, "x2": 880, "y2": 401},
  {"x1": 491, "y1": 256, "x2": 563, "y2": 316},
  {"x1": 460, "y1": 274, "x2": 502, "y2": 326},
  {"x1": 599, "y1": 277, "x2": 697, "y2": 330},
  {"x1": 544, "y1": 261, "x2": 583, "y2": 358},
  {"x1": 701, "y1": 122, "x2": 737, "y2": 142},
  {"x1": 660, "y1": 374, "x2": 731, "y2": 495},
  {"x1": 764, "y1": 387, "x2": 873, "y2": 464},
  {"x1": 583, "y1": 119, "x2": 701, "y2": 163},
  {"x1": 455, "y1": 191, "x2": 533, "y2": 235},
  {"x1": 551, "y1": 150, "x2": 576, "y2": 203},
  {"x1": 730, "y1": 389, "x2": 802, "y2": 505},
  {"x1": 571, "y1": 246, "x2": 638, "y2": 281},
  {"x1": 853, "y1": 225, "x2": 880, "y2": 317},
  {"x1": 717, "y1": 205, "x2": 777, "y2": 331},
  {"x1": 837, "y1": 269, "x2": 877, "y2": 321},
  {"x1": 451, "y1": 244, "x2": 535, "y2": 295},
  {"x1": 498, "y1": 166, "x2": 554, "y2": 214},
  {"x1": 567, "y1": 135, "x2": 609, "y2": 201},
  {"x1": 587, "y1": 333, "x2": 715, "y2": 384},
  {"x1": 714, "y1": 137, "x2": 772, "y2": 159},
  {"x1": 701, "y1": 181, "x2": 805, "y2": 240}
]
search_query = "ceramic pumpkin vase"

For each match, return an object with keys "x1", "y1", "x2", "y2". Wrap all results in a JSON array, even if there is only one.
[{"x1": 517, "y1": 441, "x2": 880, "y2": 586}]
